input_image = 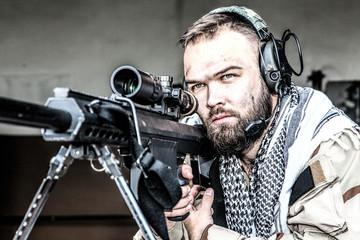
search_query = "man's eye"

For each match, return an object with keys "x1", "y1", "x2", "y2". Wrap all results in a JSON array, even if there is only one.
[
  {"x1": 222, "y1": 74, "x2": 234, "y2": 80},
  {"x1": 191, "y1": 83, "x2": 204, "y2": 91}
]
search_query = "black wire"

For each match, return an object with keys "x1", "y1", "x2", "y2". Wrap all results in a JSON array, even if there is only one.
[{"x1": 282, "y1": 30, "x2": 304, "y2": 76}]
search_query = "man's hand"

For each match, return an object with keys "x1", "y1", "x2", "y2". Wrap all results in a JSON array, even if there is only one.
[
  {"x1": 184, "y1": 188, "x2": 214, "y2": 240},
  {"x1": 164, "y1": 164, "x2": 200, "y2": 230}
]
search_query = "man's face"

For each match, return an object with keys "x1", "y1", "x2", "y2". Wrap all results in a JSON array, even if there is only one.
[{"x1": 184, "y1": 29, "x2": 272, "y2": 155}]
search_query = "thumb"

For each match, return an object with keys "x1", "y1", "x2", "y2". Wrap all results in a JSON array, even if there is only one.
[{"x1": 198, "y1": 188, "x2": 214, "y2": 211}]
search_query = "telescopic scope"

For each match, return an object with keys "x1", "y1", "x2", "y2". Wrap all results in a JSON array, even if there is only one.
[
  {"x1": 110, "y1": 65, "x2": 198, "y2": 116},
  {"x1": 110, "y1": 65, "x2": 163, "y2": 105}
]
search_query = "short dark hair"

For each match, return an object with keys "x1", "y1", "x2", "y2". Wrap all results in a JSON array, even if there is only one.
[{"x1": 178, "y1": 13, "x2": 260, "y2": 50}]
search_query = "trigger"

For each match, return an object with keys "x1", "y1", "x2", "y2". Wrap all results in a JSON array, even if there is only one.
[{"x1": 177, "y1": 166, "x2": 189, "y2": 186}]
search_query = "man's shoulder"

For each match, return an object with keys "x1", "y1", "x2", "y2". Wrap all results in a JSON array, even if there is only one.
[
  {"x1": 290, "y1": 126, "x2": 360, "y2": 204},
  {"x1": 288, "y1": 127, "x2": 360, "y2": 238}
]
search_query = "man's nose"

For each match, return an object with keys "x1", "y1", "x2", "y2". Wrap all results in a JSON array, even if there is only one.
[{"x1": 206, "y1": 83, "x2": 225, "y2": 108}]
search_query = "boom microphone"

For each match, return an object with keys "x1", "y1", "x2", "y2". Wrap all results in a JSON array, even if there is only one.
[{"x1": 244, "y1": 97, "x2": 279, "y2": 136}]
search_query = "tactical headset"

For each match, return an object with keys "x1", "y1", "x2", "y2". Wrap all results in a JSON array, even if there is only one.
[{"x1": 207, "y1": 6, "x2": 304, "y2": 95}]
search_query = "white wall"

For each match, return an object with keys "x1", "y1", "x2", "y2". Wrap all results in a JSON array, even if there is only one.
[{"x1": 1, "y1": 0, "x2": 359, "y2": 134}]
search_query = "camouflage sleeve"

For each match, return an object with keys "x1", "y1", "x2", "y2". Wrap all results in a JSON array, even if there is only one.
[{"x1": 287, "y1": 127, "x2": 360, "y2": 240}]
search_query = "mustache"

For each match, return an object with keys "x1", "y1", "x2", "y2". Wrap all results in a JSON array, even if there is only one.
[{"x1": 207, "y1": 106, "x2": 239, "y2": 120}]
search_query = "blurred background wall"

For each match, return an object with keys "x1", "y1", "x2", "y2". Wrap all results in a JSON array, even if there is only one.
[
  {"x1": 0, "y1": 0, "x2": 359, "y2": 239},
  {"x1": 1, "y1": 0, "x2": 359, "y2": 134}
]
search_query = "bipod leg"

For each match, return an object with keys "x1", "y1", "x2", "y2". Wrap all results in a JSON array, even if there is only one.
[
  {"x1": 13, "y1": 145, "x2": 74, "y2": 240},
  {"x1": 92, "y1": 144, "x2": 155, "y2": 240}
]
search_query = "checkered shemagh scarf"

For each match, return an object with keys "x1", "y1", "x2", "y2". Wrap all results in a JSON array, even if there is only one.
[{"x1": 219, "y1": 87, "x2": 299, "y2": 239}]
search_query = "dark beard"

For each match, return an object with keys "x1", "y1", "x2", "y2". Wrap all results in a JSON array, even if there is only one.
[{"x1": 203, "y1": 84, "x2": 273, "y2": 156}]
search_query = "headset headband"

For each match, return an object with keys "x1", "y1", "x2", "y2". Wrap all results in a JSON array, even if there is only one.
[{"x1": 206, "y1": 6, "x2": 269, "y2": 40}]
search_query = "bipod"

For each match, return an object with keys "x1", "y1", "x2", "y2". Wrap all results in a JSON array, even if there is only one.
[{"x1": 13, "y1": 144, "x2": 155, "y2": 240}]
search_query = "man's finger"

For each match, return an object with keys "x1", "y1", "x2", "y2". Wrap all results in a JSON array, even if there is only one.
[
  {"x1": 165, "y1": 205, "x2": 191, "y2": 218},
  {"x1": 172, "y1": 194, "x2": 192, "y2": 210},
  {"x1": 181, "y1": 185, "x2": 191, "y2": 198},
  {"x1": 198, "y1": 188, "x2": 214, "y2": 211},
  {"x1": 189, "y1": 184, "x2": 202, "y2": 203},
  {"x1": 181, "y1": 163, "x2": 193, "y2": 180}
]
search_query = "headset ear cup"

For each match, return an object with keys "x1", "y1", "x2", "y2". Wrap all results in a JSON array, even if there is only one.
[{"x1": 260, "y1": 41, "x2": 281, "y2": 94}]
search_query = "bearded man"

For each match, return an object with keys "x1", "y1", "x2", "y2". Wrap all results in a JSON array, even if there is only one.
[{"x1": 134, "y1": 5, "x2": 360, "y2": 240}]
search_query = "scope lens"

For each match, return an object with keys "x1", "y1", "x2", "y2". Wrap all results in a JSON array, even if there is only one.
[
  {"x1": 121, "y1": 78, "x2": 137, "y2": 94},
  {"x1": 113, "y1": 69, "x2": 139, "y2": 95}
]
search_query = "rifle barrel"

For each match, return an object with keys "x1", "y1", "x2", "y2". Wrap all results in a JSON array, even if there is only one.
[{"x1": 0, "y1": 96, "x2": 72, "y2": 132}]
